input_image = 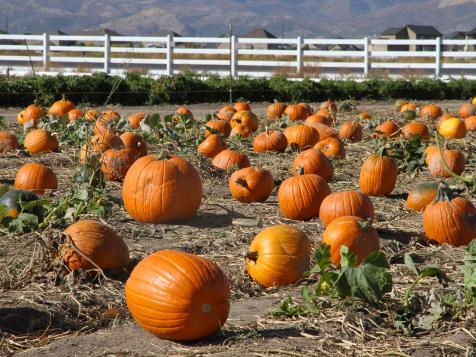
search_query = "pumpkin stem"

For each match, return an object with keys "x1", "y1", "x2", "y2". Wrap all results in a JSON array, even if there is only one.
[
  {"x1": 296, "y1": 166, "x2": 305, "y2": 176},
  {"x1": 265, "y1": 126, "x2": 270, "y2": 135},
  {"x1": 154, "y1": 150, "x2": 171, "y2": 160},
  {"x1": 245, "y1": 251, "x2": 258, "y2": 262},
  {"x1": 235, "y1": 178, "x2": 249, "y2": 188},
  {"x1": 433, "y1": 181, "x2": 452, "y2": 202}
]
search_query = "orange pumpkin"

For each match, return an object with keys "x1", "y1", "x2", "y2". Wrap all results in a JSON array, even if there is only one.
[
  {"x1": 230, "y1": 111, "x2": 259, "y2": 131},
  {"x1": 400, "y1": 102, "x2": 418, "y2": 112},
  {"x1": 79, "y1": 144, "x2": 102, "y2": 165},
  {"x1": 359, "y1": 154, "x2": 398, "y2": 196},
  {"x1": 94, "y1": 118, "x2": 117, "y2": 136},
  {"x1": 127, "y1": 112, "x2": 147, "y2": 129},
  {"x1": 212, "y1": 149, "x2": 250, "y2": 171},
  {"x1": 436, "y1": 113, "x2": 455, "y2": 130},
  {"x1": 292, "y1": 148, "x2": 334, "y2": 181},
  {"x1": 285, "y1": 104, "x2": 308, "y2": 121},
  {"x1": 229, "y1": 166, "x2": 274, "y2": 203},
  {"x1": 357, "y1": 112, "x2": 371, "y2": 121},
  {"x1": 266, "y1": 102, "x2": 287, "y2": 119},
  {"x1": 305, "y1": 114, "x2": 333, "y2": 127},
  {"x1": 304, "y1": 122, "x2": 338, "y2": 141},
  {"x1": 427, "y1": 149, "x2": 465, "y2": 178},
  {"x1": 234, "y1": 101, "x2": 251, "y2": 112},
  {"x1": 229, "y1": 124, "x2": 252, "y2": 138},
  {"x1": 423, "y1": 183, "x2": 476, "y2": 246},
  {"x1": 216, "y1": 105, "x2": 236, "y2": 121},
  {"x1": 420, "y1": 104, "x2": 442, "y2": 119},
  {"x1": 85, "y1": 109, "x2": 99, "y2": 121},
  {"x1": 120, "y1": 132, "x2": 148, "y2": 157},
  {"x1": 406, "y1": 181, "x2": 439, "y2": 212},
  {"x1": 197, "y1": 134, "x2": 227, "y2": 158},
  {"x1": 402, "y1": 121, "x2": 430, "y2": 140},
  {"x1": 24, "y1": 129, "x2": 59, "y2": 155},
  {"x1": 22, "y1": 103, "x2": 44, "y2": 126},
  {"x1": 205, "y1": 119, "x2": 232, "y2": 137},
  {"x1": 17, "y1": 110, "x2": 27, "y2": 125},
  {"x1": 319, "y1": 191, "x2": 375, "y2": 228},
  {"x1": 48, "y1": 96, "x2": 75, "y2": 117},
  {"x1": 320, "y1": 99, "x2": 337, "y2": 113},
  {"x1": 322, "y1": 216, "x2": 380, "y2": 267},
  {"x1": 339, "y1": 121, "x2": 363, "y2": 141},
  {"x1": 68, "y1": 108, "x2": 84, "y2": 122},
  {"x1": 90, "y1": 132, "x2": 123, "y2": 153},
  {"x1": 298, "y1": 103, "x2": 314, "y2": 117},
  {"x1": 101, "y1": 148, "x2": 138, "y2": 182},
  {"x1": 374, "y1": 120, "x2": 400, "y2": 137},
  {"x1": 0, "y1": 132, "x2": 20, "y2": 154},
  {"x1": 63, "y1": 219, "x2": 130, "y2": 271},
  {"x1": 394, "y1": 99, "x2": 408, "y2": 112},
  {"x1": 122, "y1": 154, "x2": 201, "y2": 223},
  {"x1": 278, "y1": 169, "x2": 331, "y2": 220},
  {"x1": 438, "y1": 118, "x2": 466, "y2": 139},
  {"x1": 125, "y1": 250, "x2": 230, "y2": 341},
  {"x1": 246, "y1": 225, "x2": 312, "y2": 287},
  {"x1": 174, "y1": 107, "x2": 193, "y2": 120},
  {"x1": 459, "y1": 103, "x2": 476, "y2": 119},
  {"x1": 14, "y1": 162, "x2": 58, "y2": 195},
  {"x1": 283, "y1": 125, "x2": 319, "y2": 150},
  {"x1": 253, "y1": 129, "x2": 287, "y2": 153},
  {"x1": 424, "y1": 145, "x2": 439, "y2": 165},
  {"x1": 465, "y1": 115, "x2": 476, "y2": 131},
  {"x1": 314, "y1": 137, "x2": 346, "y2": 159}
]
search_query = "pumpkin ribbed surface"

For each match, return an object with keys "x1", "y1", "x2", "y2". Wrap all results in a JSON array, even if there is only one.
[
  {"x1": 359, "y1": 154, "x2": 398, "y2": 196},
  {"x1": 319, "y1": 190, "x2": 375, "y2": 227}
]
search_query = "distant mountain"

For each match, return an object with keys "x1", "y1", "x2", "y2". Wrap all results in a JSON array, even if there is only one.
[{"x1": 0, "y1": 0, "x2": 475, "y2": 37}]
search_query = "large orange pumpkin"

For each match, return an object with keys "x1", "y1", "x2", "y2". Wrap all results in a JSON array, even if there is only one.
[
  {"x1": 314, "y1": 137, "x2": 346, "y2": 159},
  {"x1": 319, "y1": 190, "x2": 375, "y2": 228},
  {"x1": 423, "y1": 184, "x2": 476, "y2": 246},
  {"x1": 122, "y1": 154, "x2": 201, "y2": 223},
  {"x1": 197, "y1": 134, "x2": 227, "y2": 158},
  {"x1": 420, "y1": 104, "x2": 442, "y2": 119},
  {"x1": 359, "y1": 154, "x2": 398, "y2": 196},
  {"x1": 427, "y1": 149, "x2": 465, "y2": 178},
  {"x1": 322, "y1": 216, "x2": 380, "y2": 267},
  {"x1": 212, "y1": 149, "x2": 250, "y2": 171},
  {"x1": 229, "y1": 166, "x2": 274, "y2": 203},
  {"x1": 24, "y1": 129, "x2": 59, "y2": 154},
  {"x1": 266, "y1": 102, "x2": 287, "y2": 119},
  {"x1": 406, "y1": 181, "x2": 439, "y2": 212},
  {"x1": 14, "y1": 162, "x2": 58, "y2": 195},
  {"x1": 125, "y1": 250, "x2": 230, "y2": 341},
  {"x1": 292, "y1": 148, "x2": 334, "y2": 181},
  {"x1": 246, "y1": 225, "x2": 312, "y2": 287},
  {"x1": 63, "y1": 219, "x2": 130, "y2": 271},
  {"x1": 278, "y1": 170, "x2": 331, "y2": 220},
  {"x1": 48, "y1": 96, "x2": 75, "y2": 117},
  {"x1": 284, "y1": 104, "x2": 308, "y2": 121},
  {"x1": 402, "y1": 121, "x2": 430, "y2": 140},
  {"x1": 283, "y1": 125, "x2": 319, "y2": 150},
  {"x1": 252, "y1": 129, "x2": 288, "y2": 153},
  {"x1": 0, "y1": 132, "x2": 19, "y2": 154}
]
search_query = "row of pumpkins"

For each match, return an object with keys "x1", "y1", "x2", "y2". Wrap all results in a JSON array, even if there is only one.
[{"x1": 1, "y1": 97, "x2": 475, "y2": 342}]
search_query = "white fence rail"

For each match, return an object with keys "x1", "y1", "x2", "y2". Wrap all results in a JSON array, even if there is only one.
[{"x1": 1, "y1": 34, "x2": 476, "y2": 79}]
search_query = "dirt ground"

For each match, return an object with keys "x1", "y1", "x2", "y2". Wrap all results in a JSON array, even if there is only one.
[{"x1": 0, "y1": 101, "x2": 475, "y2": 357}]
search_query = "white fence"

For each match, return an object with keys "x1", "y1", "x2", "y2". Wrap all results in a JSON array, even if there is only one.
[{"x1": 1, "y1": 34, "x2": 476, "y2": 79}]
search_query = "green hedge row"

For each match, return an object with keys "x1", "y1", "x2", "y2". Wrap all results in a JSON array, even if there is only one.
[{"x1": 0, "y1": 72, "x2": 475, "y2": 107}]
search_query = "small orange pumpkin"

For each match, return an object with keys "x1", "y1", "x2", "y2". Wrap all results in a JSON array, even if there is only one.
[
  {"x1": 234, "y1": 101, "x2": 251, "y2": 112},
  {"x1": 406, "y1": 181, "x2": 439, "y2": 212},
  {"x1": 322, "y1": 216, "x2": 380, "y2": 267},
  {"x1": 402, "y1": 121, "x2": 430, "y2": 140},
  {"x1": 229, "y1": 124, "x2": 252, "y2": 138},
  {"x1": 197, "y1": 134, "x2": 227, "y2": 158},
  {"x1": 319, "y1": 191, "x2": 375, "y2": 228},
  {"x1": 427, "y1": 149, "x2": 465, "y2": 178},
  {"x1": 212, "y1": 149, "x2": 250, "y2": 171},
  {"x1": 0, "y1": 132, "x2": 20, "y2": 154},
  {"x1": 283, "y1": 125, "x2": 319, "y2": 150},
  {"x1": 14, "y1": 162, "x2": 58, "y2": 195},
  {"x1": 359, "y1": 154, "x2": 398, "y2": 196},
  {"x1": 339, "y1": 121, "x2": 363, "y2": 142},
  {"x1": 459, "y1": 103, "x2": 476, "y2": 119},
  {"x1": 24, "y1": 129, "x2": 59, "y2": 155},
  {"x1": 285, "y1": 104, "x2": 308, "y2": 121},
  {"x1": 305, "y1": 114, "x2": 333, "y2": 127},
  {"x1": 230, "y1": 111, "x2": 259, "y2": 131},
  {"x1": 420, "y1": 104, "x2": 442, "y2": 119},
  {"x1": 216, "y1": 105, "x2": 236, "y2": 121},
  {"x1": 304, "y1": 122, "x2": 338, "y2": 141},
  {"x1": 48, "y1": 96, "x2": 75, "y2": 117},
  {"x1": 68, "y1": 108, "x2": 84, "y2": 122},
  {"x1": 374, "y1": 120, "x2": 400, "y2": 137},
  {"x1": 229, "y1": 166, "x2": 274, "y2": 203},
  {"x1": 266, "y1": 102, "x2": 287, "y2": 119},
  {"x1": 314, "y1": 137, "x2": 346, "y2": 159},
  {"x1": 127, "y1": 112, "x2": 147, "y2": 129},
  {"x1": 101, "y1": 148, "x2": 138, "y2": 182},
  {"x1": 320, "y1": 99, "x2": 337, "y2": 113},
  {"x1": 400, "y1": 102, "x2": 418, "y2": 112},
  {"x1": 120, "y1": 132, "x2": 148, "y2": 157},
  {"x1": 205, "y1": 119, "x2": 232, "y2": 137},
  {"x1": 246, "y1": 225, "x2": 312, "y2": 287},
  {"x1": 252, "y1": 129, "x2": 287, "y2": 153},
  {"x1": 292, "y1": 148, "x2": 334, "y2": 181},
  {"x1": 464, "y1": 115, "x2": 476, "y2": 131}
]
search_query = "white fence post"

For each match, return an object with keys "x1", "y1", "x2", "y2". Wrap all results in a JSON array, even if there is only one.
[
  {"x1": 104, "y1": 33, "x2": 110, "y2": 74},
  {"x1": 435, "y1": 37, "x2": 441, "y2": 78},
  {"x1": 364, "y1": 37, "x2": 370, "y2": 77},
  {"x1": 230, "y1": 35, "x2": 237, "y2": 78},
  {"x1": 296, "y1": 36, "x2": 303, "y2": 75},
  {"x1": 166, "y1": 34, "x2": 173, "y2": 76},
  {"x1": 42, "y1": 33, "x2": 49, "y2": 71}
]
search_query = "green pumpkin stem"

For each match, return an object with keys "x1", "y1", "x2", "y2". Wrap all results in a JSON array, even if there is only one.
[
  {"x1": 245, "y1": 251, "x2": 258, "y2": 262},
  {"x1": 358, "y1": 217, "x2": 372, "y2": 230}
]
